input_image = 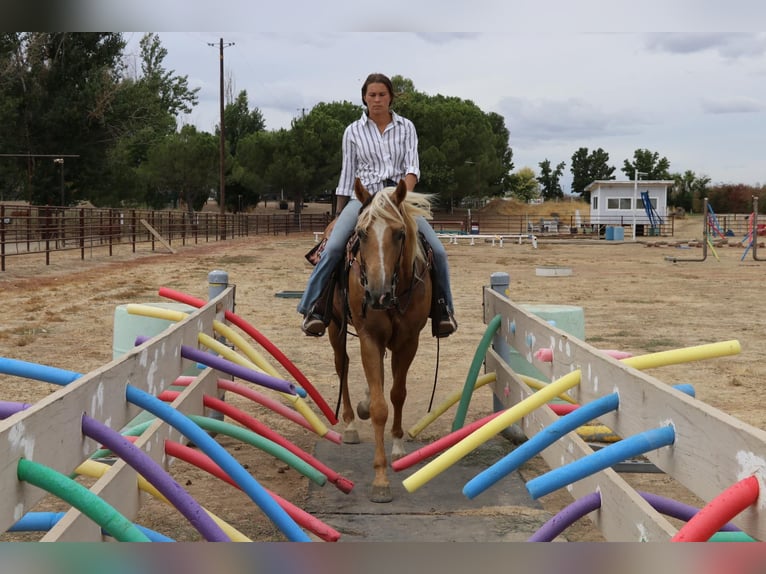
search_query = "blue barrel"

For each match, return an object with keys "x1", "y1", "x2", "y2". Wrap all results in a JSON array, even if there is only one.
[{"x1": 605, "y1": 226, "x2": 615, "y2": 240}]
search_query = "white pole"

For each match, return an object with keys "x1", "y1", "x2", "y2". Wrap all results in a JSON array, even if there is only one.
[{"x1": 632, "y1": 169, "x2": 638, "y2": 241}]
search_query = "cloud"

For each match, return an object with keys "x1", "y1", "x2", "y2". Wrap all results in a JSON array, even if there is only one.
[
  {"x1": 497, "y1": 96, "x2": 648, "y2": 145},
  {"x1": 644, "y1": 32, "x2": 766, "y2": 59},
  {"x1": 701, "y1": 96, "x2": 766, "y2": 114}
]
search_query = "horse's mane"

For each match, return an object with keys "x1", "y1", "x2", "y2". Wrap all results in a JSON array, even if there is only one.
[{"x1": 357, "y1": 187, "x2": 433, "y2": 264}]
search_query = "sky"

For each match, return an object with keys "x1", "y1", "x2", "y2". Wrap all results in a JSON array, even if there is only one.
[{"x1": 38, "y1": 0, "x2": 765, "y2": 192}]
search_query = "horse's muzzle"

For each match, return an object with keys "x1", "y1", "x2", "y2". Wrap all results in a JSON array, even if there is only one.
[{"x1": 365, "y1": 290, "x2": 396, "y2": 310}]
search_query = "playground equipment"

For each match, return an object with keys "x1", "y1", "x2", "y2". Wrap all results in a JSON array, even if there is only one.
[{"x1": 641, "y1": 190, "x2": 663, "y2": 235}]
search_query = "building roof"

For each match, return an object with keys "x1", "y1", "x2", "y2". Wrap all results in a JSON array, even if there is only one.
[{"x1": 585, "y1": 180, "x2": 675, "y2": 192}]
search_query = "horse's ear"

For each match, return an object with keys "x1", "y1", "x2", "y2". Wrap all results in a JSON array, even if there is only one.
[
  {"x1": 393, "y1": 179, "x2": 407, "y2": 205},
  {"x1": 354, "y1": 178, "x2": 371, "y2": 203}
]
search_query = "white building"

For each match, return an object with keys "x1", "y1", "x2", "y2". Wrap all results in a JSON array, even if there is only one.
[{"x1": 585, "y1": 179, "x2": 674, "y2": 236}]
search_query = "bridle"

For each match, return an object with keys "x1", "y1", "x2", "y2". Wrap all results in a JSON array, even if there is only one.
[{"x1": 349, "y1": 200, "x2": 425, "y2": 319}]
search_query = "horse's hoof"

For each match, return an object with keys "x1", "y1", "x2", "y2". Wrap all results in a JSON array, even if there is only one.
[
  {"x1": 369, "y1": 485, "x2": 393, "y2": 503},
  {"x1": 343, "y1": 429, "x2": 360, "y2": 444},
  {"x1": 356, "y1": 401, "x2": 370, "y2": 420}
]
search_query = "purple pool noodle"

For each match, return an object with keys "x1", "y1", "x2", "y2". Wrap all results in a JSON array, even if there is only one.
[
  {"x1": 133, "y1": 336, "x2": 295, "y2": 395},
  {"x1": 528, "y1": 491, "x2": 602, "y2": 542},
  {"x1": 530, "y1": 490, "x2": 743, "y2": 542},
  {"x1": 638, "y1": 491, "x2": 741, "y2": 532},
  {"x1": 0, "y1": 401, "x2": 30, "y2": 419},
  {"x1": 81, "y1": 414, "x2": 230, "y2": 541}
]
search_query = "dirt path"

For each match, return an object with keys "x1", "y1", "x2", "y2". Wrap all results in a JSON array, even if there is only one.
[{"x1": 1, "y1": 215, "x2": 763, "y2": 541}]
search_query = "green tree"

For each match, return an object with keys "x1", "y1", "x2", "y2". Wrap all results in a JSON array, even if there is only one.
[
  {"x1": 0, "y1": 32, "x2": 126, "y2": 205},
  {"x1": 670, "y1": 170, "x2": 710, "y2": 211},
  {"x1": 570, "y1": 147, "x2": 615, "y2": 200},
  {"x1": 395, "y1": 84, "x2": 510, "y2": 209},
  {"x1": 222, "y1": 89, "x2": 265, "y2": 157},
  {"x1": 622, "y1": 148, "x2": 671, "y2": 181},
  {"x1": 139, "y1": 125, "x2": 218, "y2": 212},
  {"x1": 537, "y1": 159, "x2": 566, "y2": 200},
  {"x1": 508, "y1": 167, "x2": 540, "y2": 202}
]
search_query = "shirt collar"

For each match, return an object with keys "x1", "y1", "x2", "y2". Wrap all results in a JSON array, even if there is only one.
[{"x1": 361, "y1": 110, "x2": 403, "y2": 126}]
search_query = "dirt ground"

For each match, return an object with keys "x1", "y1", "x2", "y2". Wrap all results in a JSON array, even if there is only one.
[{"x1": 1, "y1": 210, "x2": 764, "y2": 542}]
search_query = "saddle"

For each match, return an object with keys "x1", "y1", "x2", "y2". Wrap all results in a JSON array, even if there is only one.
[{"x1": 303, "y1": 231, "x2": 441, "y2": 333}]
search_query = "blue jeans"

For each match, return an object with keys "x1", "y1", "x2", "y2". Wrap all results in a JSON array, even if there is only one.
[{"x1": 298, "y1": 198, "x2": 454, "y2": 316}]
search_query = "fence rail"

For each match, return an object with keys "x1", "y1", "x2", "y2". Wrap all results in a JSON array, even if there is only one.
[
  {"x1": 2, "y1": 204, "x2": 711, "y2": 272},
  {"x1": 0, "y1": 205, "x2": 333, "y2": 271}
]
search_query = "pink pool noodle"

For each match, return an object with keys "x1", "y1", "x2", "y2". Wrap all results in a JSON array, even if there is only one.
[{"x1": 534, "y1": 348, "x2": 633, "y2": 362}]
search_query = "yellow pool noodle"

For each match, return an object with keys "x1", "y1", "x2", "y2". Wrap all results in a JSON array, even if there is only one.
[
  {"x1": 402, "y1": 339, "x2": 741, "y2": 493},
  {"x1": 407, "y1": 373, "x2": 496, "y2": 438}
]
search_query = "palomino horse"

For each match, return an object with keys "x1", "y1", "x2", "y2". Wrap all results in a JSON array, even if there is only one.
[{"x1": 328, "y1": 178, "x2": 433, "y2": 502}]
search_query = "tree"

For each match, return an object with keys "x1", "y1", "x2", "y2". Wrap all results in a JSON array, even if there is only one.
[
  {"x1": 394, "y1": 82, "x2": 511, "y2": 209},
  {"x1": 622, "y1": 148, "x2": 671, "y2": 181},
  {"x1": 221, "y1": 90, "x2": 265, "y2": 157},
  {"x1": 508, "y1": 167, "x2": 540, "y2": 202},
  {"x1": 537, "y1": 159, "x2": 566, "y2": 200},
  {"x1": 139, "y1": 125, "x2": 218, "y2": 212},
  {"x1": 670, "y1": 170, "x2": 710, "y2": 211},
  {"x1": 0, "y1": 32, "x2": 127, "y2": 205},
  {"x1": 570, "y1": 147, "x2": 616, "y2": 200}
]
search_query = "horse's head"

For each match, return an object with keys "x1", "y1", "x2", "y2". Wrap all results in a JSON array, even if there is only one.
[{"x1": 352, "y1": 178, "x2": 430, "y2": 311}]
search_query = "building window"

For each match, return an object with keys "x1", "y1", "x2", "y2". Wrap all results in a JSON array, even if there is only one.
[
  {"x1": 607, "y1": 197, "x2": 632, "y2": 210},
  {"x1": 592, "y1": 196, "x2": 598, "y2": 210},
  {"x1": 641, "y1": 195, "x2": 658, "y2": 210}
]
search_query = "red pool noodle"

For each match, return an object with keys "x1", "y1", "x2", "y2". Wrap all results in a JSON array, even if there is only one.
[
  {"x1": 158, "y1": 286, "x2": 338, "y2": 425},
  {"x1": 119, "y1": 435, "x2": 340, "y2": 541},
  {"x1": 159, "y1": 390, "x2": 353, "y2": 494},
  {"x1": 671, "y1": 475, "x2": 760, "y2": 542},
  {"x1": 392, "y1": 411, "x2": 504, "y2": 472},
  {"x1": 163, "y1": 440, "x2": 341, "y2": 542},
  {"x1": 173, "y1": 376, "x2": 342, "y2": 445}
]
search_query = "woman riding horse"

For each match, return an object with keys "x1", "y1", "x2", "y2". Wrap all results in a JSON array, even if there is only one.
[{"x1": 297, "y1": 72, "x2": 457, "y2": 339}]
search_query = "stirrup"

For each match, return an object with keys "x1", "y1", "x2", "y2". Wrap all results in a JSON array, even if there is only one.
[
  {"x1": 302, "y1": 313, "x2": 326, "y2": 337},
  {"x1": 435, "y1": 310, "x2": 458, "y2": 338}
]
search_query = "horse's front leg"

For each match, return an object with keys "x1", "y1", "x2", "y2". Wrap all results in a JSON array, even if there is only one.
[
  {"x1": 390, "y1": 337, "x2": 420, "y2": 461},
  {"x1": 359, "y1": 336, "x2": 391, "y2": 502},
  {"x1": 329, "y1": 323, "x2": 358, "y2": 444}
]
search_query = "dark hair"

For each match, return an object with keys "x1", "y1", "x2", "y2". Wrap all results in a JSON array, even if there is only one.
[{"x1": 361, "y1": 73, "x2": 394, "y2": 107}]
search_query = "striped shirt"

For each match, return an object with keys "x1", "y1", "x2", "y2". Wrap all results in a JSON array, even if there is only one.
[{"x1": 335, "y1": 111, "x2": 420, "y2": 197}]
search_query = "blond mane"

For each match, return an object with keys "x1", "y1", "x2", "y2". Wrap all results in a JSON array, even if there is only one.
[{"x1": 356, "y1": 187, "x2": 433, "y2": 265}]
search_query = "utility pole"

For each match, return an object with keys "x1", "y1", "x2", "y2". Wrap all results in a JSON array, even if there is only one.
[{"x1": 208, "y1": 38, "x2": 235, "y2": 235}]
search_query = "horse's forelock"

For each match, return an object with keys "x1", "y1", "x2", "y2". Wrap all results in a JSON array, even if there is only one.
[{"x1": 355, "y1": 189, "x2": 428, "y2": 265}]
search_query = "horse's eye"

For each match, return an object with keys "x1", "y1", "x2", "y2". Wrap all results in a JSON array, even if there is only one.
[
  {"x1": 395, "y1": 230, "x2": 405, "y2": 241},
  {"x1": 357, "y1": 229, "x2": 368, "y2": 240}
]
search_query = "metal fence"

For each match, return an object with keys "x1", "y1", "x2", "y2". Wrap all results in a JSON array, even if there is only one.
[
  {"x1": 0, "y1": 205, "x2": 333, "y2": 271},
  {"x1": 0, "y1": 204, "x2": 690, "y2": 272}
]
